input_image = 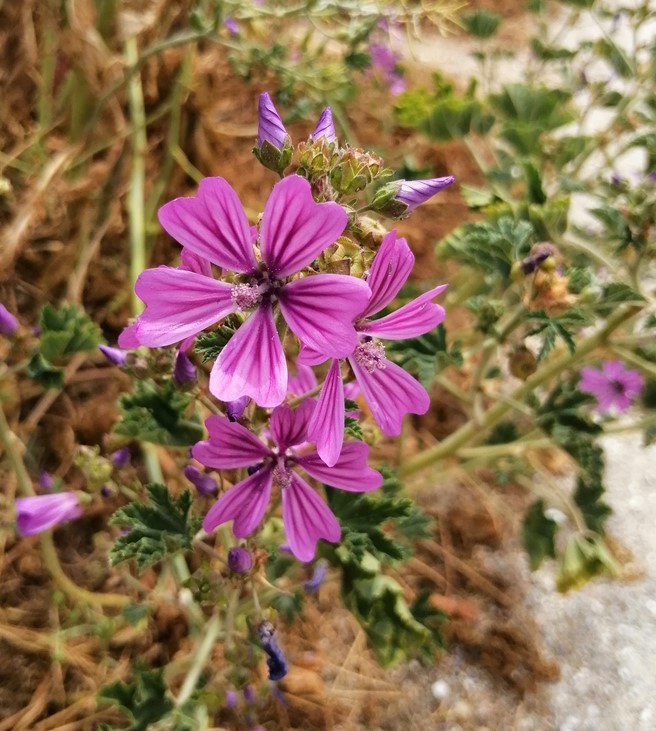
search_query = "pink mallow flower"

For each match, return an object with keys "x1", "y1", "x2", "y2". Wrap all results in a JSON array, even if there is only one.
[
  {"x1": 193, "y1": 401, "x2": 382, "y2": 562},
  {"x1": 16, "y1": 493, "x2": 83, "y2": 536},
  {"x1": 118, "y1": 175, "x2": 370, "y2": 407},
  {"x1": 300, "y1": 230, "x2": 447, "y2": 466},
  {"x1": 579, "y1": 360, "x2": 644, "y2": 413}
]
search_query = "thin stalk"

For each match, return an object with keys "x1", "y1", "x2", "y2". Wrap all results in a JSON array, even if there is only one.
[
  {"x1": 399, "y1": 305, "x2": 641, "y2": 478},
  {"x1": 174, "y1": 613, "x2": 222, "y2": 707}
]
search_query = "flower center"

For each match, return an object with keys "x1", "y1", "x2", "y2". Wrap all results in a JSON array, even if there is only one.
[
  {"x1": 354, "y1": 337, "x2": 387, "y2": 374},
  {"x1": 272, "y1": 462, "x2": 293, "y2": 489},
  {"x1": 610, "y1": 379, "x2": 625, "y2": 395},
  {"x1": 231, "y1": 283, "x2": 262, "y2": 311}
]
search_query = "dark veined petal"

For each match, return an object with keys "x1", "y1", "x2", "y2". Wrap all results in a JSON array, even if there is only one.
[
  {"x1": 306, "y1": 359, "x2": 344, "y2": 467},
  {"x1": 202, "y1": 466, "x2": 273, "y2": 537},
  {"x1": 259, "y1": 175, "x2": 347, "y2": 277},
  {"x1": 158, "y1": 177, "x2": 257, "y2": 274},
  {"x1": 270, "y1": 400, "x2": 315, "y2": 453},
  {"x1": 361, "y1": 229, "x2": 414, "y2": 318},
  {"x1": 210, "y1": 301, "x2": 287, "y2": 408},
  {"x1": 118, "y1": 267, "x2": 236, "y2": 348},
  {"x1": 192, "y1": 414, "x2": 272, "y2": 469},
  {"x1": 282, "y1": 474, "x2": 341, "y2": 563},
  {"x1": 297, "y1": 441, "x2": 382, "y2": 491},
  {"x1": 311, "y1": 107, "x2": 337, "y2": 143},
  {"x1": 278, "y1": 274, "x2": 369, "y2": 358},
  {"x1": 287, "y1": 363, "x2": 317, "y2": 396},
  {"x1": 360, "y1": 284, "x2": 448, "y2": 340},
  {"x1": 349, "y1": 357, "x2": 430, "y2": 436}
]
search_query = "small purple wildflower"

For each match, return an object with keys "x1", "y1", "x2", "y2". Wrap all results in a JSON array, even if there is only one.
[
  {"x1": 304, "y1": 559, "x2": 328, "y2": 593},
  {"x1": 0, "y1": 304, "x2": 19, "y2": 337},
  {"x1": 16, "y1": 493, "x2": 83, "y2": 536},
  {"x1": 224, "y1": 17, "x2": 239, "y2": 36},
  {"x1": 100, "y1": 484, "x2": 112, "y2": 498},
  {"x1": 368, "y1": 41, "x2": 406, "y2": 95},
  {"x1": 579, "y1": 360, "x2": 644, "y2": 413},
  {"x1": 193, "y1": 401, "x2": 382, "y2": 562},
  {"x1": 39, "y1": 471, "x2": 54, "y2": 491},
  {"x1": 227, "y1": 546, "x2": 253, "y2": 574},
  {"x1": 99, "y1": 344, "x2": 128, "y2": 366},
  {"x1": 173, "y1": 349, "x2": 196, "y2": 386},
  {"x1": 243, "y1": 686, "x2": 256, "y2": 704},
  {"x1": 183, "y1": 465, "x2": 218, "y2": 496},
  {"x1": 258, "y1": 620, "x2": 288, "y2": 681},
  {"x1": 226, "y1": 395, "x2": 250, "y2": 422},
  {"x1": 301, "y1": 230, "x2": 447, "y2": 466},
  {"x1": 311, "y1": 107, "x2": 337, "y2": 144},
  {"x1": 225, "y1": 690, "x2": 238, "y2": 709},
  {"x1": 111, "y1": 447, "x2": 131, "y2": 468},
  {"x1": 120, "y1": 175, "x2": 369, "y2": 408}
]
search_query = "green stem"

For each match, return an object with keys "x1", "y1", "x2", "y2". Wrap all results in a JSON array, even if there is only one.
[
  {"x1": 399, "y1": 305, "x2": 640, "y2": 478},
  {"x1": 610, "y1": 344, "x2": 656, "y2": 381},
  {"x1": 174, "y1": 613, "x2": 222, "y2": 707}
]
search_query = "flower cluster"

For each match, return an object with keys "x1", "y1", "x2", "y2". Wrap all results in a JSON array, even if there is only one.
[{"x1": 119, "y1": 92, "x2": 453, "y2": 562}]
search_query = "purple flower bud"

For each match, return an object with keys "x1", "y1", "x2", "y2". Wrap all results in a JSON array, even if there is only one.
[
  {"x1": 39, "y1": 471, "x2": 54, "y2": 491},
  {"x1": 394, "y1": 177, "x2": 455, "y2": 213},
  {"x1": 258, "y1": 620, "x2": 288, "y2": 681},
  {"x1": 100, "y1": 484, "x2": 112, "y2": 498},
  {"x1": 611, "y1": 173, "x2": 623, "y2": 187},
  {"x1": 304, "y1": 559, "x2": 328, "y2": 593},
  {"x1": 226, "y1": 395, "x2": 250, "y2": 422},
  {"x1": 228, "y1": 546, "x2": 254, "y2": 574},
  {"x1": 183, "y1": 465, "x2": 218, "y2": 496},
  {"x1": 224, "y1": 17, "x2": 239, "y2": 36},
  {"x1": 111, "y1": 447, "x2": 131, "y2": 468},
  {"x1": 257, "y1": 92, "x2": 288, "y2": 151},
  {"x1": 225, "y1": 690, "x2": 238, "y2": 709},
  {"x1": 311, "y1": 107, "x2": 337, "y2": 144},
  {"x1": 173, "y1": 350, "x2": 196, "y2": 386},
  {"x1": 15, "y1": 493, "x2": 83, "y2": 536},
  {"x1": 0, "y1": 304, "x2": 19, "y2": 337},
  {"x1": 243, "y1": 686, "x2": 256, "y2": 703},
  {"x1": 99, "y1": 344, "x2": 128, "y2": 366}
]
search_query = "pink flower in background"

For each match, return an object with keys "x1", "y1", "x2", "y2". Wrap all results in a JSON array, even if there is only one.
[
  {"x1": 300, "y1": 230, "x2": 447, "y2": 466},
  {"x1": 368, "y1": 41, "x2": 406, "y2": 95},
  {"x1": 16, "y1": 493, "x2": 83, "y2": 536},
  {"x1": 579, "y1": 360, "x2": 644, "y2": 413},
  {"x1": 119, "y1": 175, "x2": 369, "y2": 407},
  {"x1": 193, "y1": 401, "x2": 382, "y2": 562}
]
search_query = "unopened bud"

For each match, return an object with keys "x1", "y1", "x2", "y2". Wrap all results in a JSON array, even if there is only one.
[{"x1": 227, "y1": 546, "x2": 253, "y2": 574}]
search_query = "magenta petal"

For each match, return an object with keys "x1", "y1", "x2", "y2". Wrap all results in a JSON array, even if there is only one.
[
  {"x1": 287, "y1": 363, "x2": 317, "y2": 396},
  {"x1": 259, "y1": 176, "x2": 348, "y2": 277},
  {"x1": 579, "y1": 367, "x2": 608, "y2": 395},
  {"x1": 16, "y1": 493, "x2": 83, "y2": 536},
  {"x1": 297, "y1": 441, "x2": 382, "y2": 491},
  {"x1": 270, "y1": 400, "x2": 315, "y2": 452},
  {"x1": 278, "y1": 274, "x2": 369, "y2": 358},
  {"x1": 158, "y1": 177, "x2": 257, "y2": 274},
  {"x1": 120, "y1": 267, "x2": 236, "y2": 347},
  {"x1": 192, "y1": 415, "x2": 272, "y2": 469},
  {"x1": 307, "y1": 359, "x2": 344, "y2": 467},
  {"x1": 361, "y1": 230, "x2": 414, "y2": 318},
  {"x1": 297, "y1": 344, "x2": 328, "y2": 367},
  {"x1": 202, "y1": 467, "x2": 273, "y2": 538},
  {"x1": 180, "y1": 248, "x2": 213, "y2": 277},
  {"x1": 350, "y1": 357, "x2": 430, "y2": 436},
  {"x1": 360, "y1": 284, "x2": 448, "y2": 340},
  {"x1": 282, "y1": 474, "x2": 341, "y2": 562},
  {"x1": 117, "y1": 323, "x2": 140, "y2": 349},
  {"x1": 210, "y1": 302, "x2": 287, "y2": 408}
]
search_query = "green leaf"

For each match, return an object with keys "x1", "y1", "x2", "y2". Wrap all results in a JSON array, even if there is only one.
[
  {"x1": 522, "y1": 499, "x2": 558, "y2": 570},
  {"x1": 387, "y1": 324, "x2": 462, "y2": 387},
  {"x1": 98, "y1": 667, "x2": 173, "y2": 731},
  {"x1": 556, "y1": 532, "x2": 620, "y2": 593},
  {"x1": 526, "y1": 309, "x2": 588, "y2": 360},
  {"x1": 462, "y1": 9, "x2": 501, "y2": 39},
  {"x1": 271, "y1": 591, "x2": 304, "y2": 623},
  {"x1": 194, "y1": 321, "x2": 238, "y2": 362},
  {"x1": 26, "y1": 352, "x2": 64, "y2": 389},
  {"x1": 573, "y1": 475, "x2": 612, "y2": 533},
  {"x1": 38, "y1": 303, "x2": 102, "y2": 361},
  {"x1": 114, "y1": 379, "x2": 204, "y2": 446},
  {"x1": 595, "y1": 282, "x2": 645, "y2": 313},
  {"x1": 460, "y1": 184, "x2": 497, "y2": 209},
  {"x1": 344, "y1": 416, "x2": 364, "y2": 440},
  {"x1": 110, "y1": 484, "x2": 200, "y2": 573},
  {"x1": 423, "y1": 96, "x2": 488, "y2": 140}
]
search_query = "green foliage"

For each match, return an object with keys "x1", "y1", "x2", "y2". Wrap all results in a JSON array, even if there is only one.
[
  {"x1": 461, "y1": 9, "x2": 501, "y2": 39},
  {"x1": 271, "y1": 591, "x2": 305, "y2": 622},
  {"x1": 387, "y1": 324, "x2": 462, "y2": 387},
  {"x1": 526, "y1": 308, "x2": 589, "y2": 360},
  {"x1": 595, "y1": 283, "x2": 645, "y2": 313},
  {"x1": 98, "y1": 667, "x2": 173, "y2": 731},
  {"x1": 110, "y1": 484, "x2": 200, "y2": 573},
  {"x1": 556, "y1": 532, "x2": 620, "y2": 593},
  {"x1": 194, "y1": 322, "x2": 237, "y2": 362},
  {"x1": 522, "y1": 499, "x2": 558, "y2": 570},
  {"x1": 440, "y1": 216, "x2": 534, "y2": 281},
  {"x1": 26, "y1": 352, "x2": 65, "y2": 389},
  {"x1": 115, "y1": 379, "x2": 204, "y2": 446}
]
